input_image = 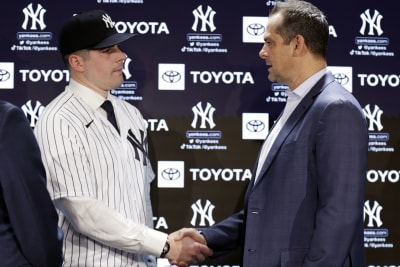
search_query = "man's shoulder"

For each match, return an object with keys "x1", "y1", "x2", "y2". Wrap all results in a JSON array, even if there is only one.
[
  {"x1": 320, "y1": 81, "x2": 360, "y2": 106},
  {"x1": 0, "y1": 100, "x2": 19, "y2": 114},
  {"x1": 0, "y1": 101, "x2": 26, "y2": 125},
  {"x1": 36, "y1": 91, "x2": 85, "y2": 129},
  {"x1": 40, "y1": 91, "x2": 76, "y2": 116}
]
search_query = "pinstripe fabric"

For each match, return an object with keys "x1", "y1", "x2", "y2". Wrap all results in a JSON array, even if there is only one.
[{"x1": 34, "y1": 86, "x2": 154, "y2": 267}]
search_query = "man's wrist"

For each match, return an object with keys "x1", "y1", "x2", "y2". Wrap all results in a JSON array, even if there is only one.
[
  {"x1": 160, "y1": 238, "x2": 170, "y2": 258},
  {"x1": 197, "y1": 230, "x2": 207, "y2": 245}
]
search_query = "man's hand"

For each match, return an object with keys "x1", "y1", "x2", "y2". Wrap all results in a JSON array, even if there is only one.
[{"x1": 165, "y1": 228, "x2": 212, "y2": 267}]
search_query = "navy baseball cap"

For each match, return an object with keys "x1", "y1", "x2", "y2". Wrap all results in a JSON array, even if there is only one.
[{"x1": 59, "y1": 10, "x2": 134, "y2": 56}]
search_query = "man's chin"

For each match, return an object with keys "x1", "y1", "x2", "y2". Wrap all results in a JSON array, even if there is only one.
[
  {"x1": 267, "y1": 74, "x2": 276, "y2": 82},
  {"x1": 111, "y1": 79, "x2": 124, "y2": 90}
]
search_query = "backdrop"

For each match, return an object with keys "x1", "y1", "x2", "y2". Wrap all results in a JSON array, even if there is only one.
[{"x1": 0, "y1": 1, "x2": 398, "y2": 266}]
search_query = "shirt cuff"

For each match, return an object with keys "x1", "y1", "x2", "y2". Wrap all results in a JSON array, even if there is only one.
[{"x1": 143, "y1": 228, "x2": 168, "y2": 256}]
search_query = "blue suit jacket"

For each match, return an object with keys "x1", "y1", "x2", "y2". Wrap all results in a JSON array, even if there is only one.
[
  {"x1": 201, "y1": 73, "x2": 368, "y2": 267},
  {"x1": 0, "y1": 101, "x2": 63, "y2": 266}
]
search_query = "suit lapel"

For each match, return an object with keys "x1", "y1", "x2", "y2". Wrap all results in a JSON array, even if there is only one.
[{"x1": 249, "y1": 73, "x2": 335, "y2": 191}]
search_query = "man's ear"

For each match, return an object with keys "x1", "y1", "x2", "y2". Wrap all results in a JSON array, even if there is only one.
[
  {"x1": 68, "y1": 54, "x2": 85, "y2": 72},
  {"x1": 292, "y1": 35, "x2": 306, "y2": 56}
]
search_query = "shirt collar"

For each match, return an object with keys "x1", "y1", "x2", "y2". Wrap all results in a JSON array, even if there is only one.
[
  {"x1": 66, "y1": 79, "x2": 109, "y2": 110},
  {"x1": 290, "y1": 68, "x2": 328, "y2": 99}
]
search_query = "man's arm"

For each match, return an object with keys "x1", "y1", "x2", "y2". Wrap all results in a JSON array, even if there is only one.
[
  {"x1": 55, "y1": 196, "x2": 167, "y2": 255},
  {"x1": 171, "y1": 210, "x2": 245, "y2": 264},
  {"x1": 0, "y1": 102, "x2": 63, "y2": 267},
  {"x1": 305, "y1": 99, "x2": 368, "y2": 266},
  {"x1": 56, "y1": 196, "x2": 212, "y2": 263}
]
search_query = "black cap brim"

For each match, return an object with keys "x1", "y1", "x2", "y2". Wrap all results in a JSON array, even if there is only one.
[{"x1": 93, "y1": 32, "x2": 136, "y2": 49}]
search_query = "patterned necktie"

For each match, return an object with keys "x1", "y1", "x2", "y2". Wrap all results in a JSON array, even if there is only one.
[{"x1": 101, "y1": 100, "x2": 119, "y2": 133}]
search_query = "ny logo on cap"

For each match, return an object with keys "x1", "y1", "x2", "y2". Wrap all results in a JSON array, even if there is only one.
[{"x1": 102, "y1": 14, "x2": 114, "y2": 29}]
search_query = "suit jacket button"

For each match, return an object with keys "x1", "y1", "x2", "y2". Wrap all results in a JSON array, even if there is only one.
[{"x1": 248, "y1": 249, "x2": 256, "y2": 252}]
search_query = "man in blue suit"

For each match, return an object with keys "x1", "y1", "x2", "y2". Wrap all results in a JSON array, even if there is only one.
[
  {"x1": 0, "y1": 101, "x2": 63, "y2": 266},
  {"x1": 172, "y1": 1, "x2": 368, "y2": 266}
]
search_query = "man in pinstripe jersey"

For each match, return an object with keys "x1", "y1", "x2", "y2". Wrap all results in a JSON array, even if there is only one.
[{"x1": 34, "y1": 10, "x2": 212, "y2": 267}]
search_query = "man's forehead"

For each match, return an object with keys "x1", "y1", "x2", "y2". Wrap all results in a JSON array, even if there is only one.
[
  {"x1": 266, "y1": 12, "x2": 283, "y2": 29},
  {"x1": 264, "y1": 13, "x2": 282, "y2": 37}
]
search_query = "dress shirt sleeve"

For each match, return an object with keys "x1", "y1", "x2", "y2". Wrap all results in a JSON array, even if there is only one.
[{"x1": 55, "y1": 196, "x2": 167, "y2": 256}]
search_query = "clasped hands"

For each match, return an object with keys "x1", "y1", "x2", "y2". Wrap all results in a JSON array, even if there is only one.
[{"x1": 165, "y1": 228, "x2": 213, "y2": 267}]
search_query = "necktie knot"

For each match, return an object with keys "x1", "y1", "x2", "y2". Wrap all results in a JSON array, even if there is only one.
[
  {"x1": 101, "y1": 100, "x2": 113, "y2": 113},
  {"x1": 101, "y1": 100, "x2": 119, "y2": 133}
]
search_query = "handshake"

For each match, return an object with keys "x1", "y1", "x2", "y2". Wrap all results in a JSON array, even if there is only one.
[{"x1": 162, "y1": 228, "x2": 213, "y2": 267}]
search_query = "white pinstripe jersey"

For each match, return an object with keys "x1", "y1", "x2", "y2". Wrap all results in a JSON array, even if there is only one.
[{"x1": 34, "y1": 85, "x2": 155, "y2": 267}]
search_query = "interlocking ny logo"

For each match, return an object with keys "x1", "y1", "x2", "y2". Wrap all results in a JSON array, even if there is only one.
[
  {"x1": 364, "y1": 200, "x2": 383, "y2": 227},
  {"x1": 360, "y1": 9, "x2": 383, "y2": 36},
  {"x1": 22, "y1": 3, "x2": 46, "y2": 31},
  {"x1": 21, "y1": 100, "x2": 45, "y2": 128},
  {"x1": 190, "y1": 199, "x2": 215, "y2": 226},
  {"x1": 192, "y1": 5, "x2": 216, "y2": 32},
  {"x1": 127, "y1": 129, "x2": 148, "y2": 166},
  {"x1": 191, "y1": 101, "x2": 216, "y2": 129},
  {"x1": 102, "y1": 13, "x2": 114, "y2": 29},
  {"x1": 363, "y1": 104, "x2": 383, "y2": 131}
]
